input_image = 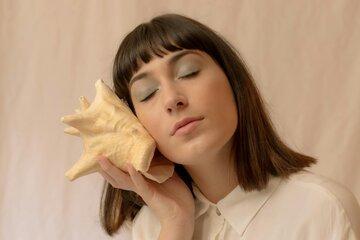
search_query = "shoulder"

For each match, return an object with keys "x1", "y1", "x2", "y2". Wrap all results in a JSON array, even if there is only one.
[
  {"x1": 283, "y1": 170, "x2": 359, "y2": 214},
  {"x1": 276, "y1": 170, "x2": 360, "y2": 237},
  {"x1": 130, "y1": 205, "x2": 161, "y2": 240}
]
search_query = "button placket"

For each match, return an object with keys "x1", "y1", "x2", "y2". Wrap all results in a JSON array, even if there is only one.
[
  {"x1": 208, "y1": 205, "x2": 225, "y2": 239},
  {"x1": 214, "y1": 218, "x2": 227, "y2": 240}
]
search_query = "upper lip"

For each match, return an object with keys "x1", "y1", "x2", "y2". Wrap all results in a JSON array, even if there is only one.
[{"x1": 171, "y1": 116, "x2": 204, "y2": 136}]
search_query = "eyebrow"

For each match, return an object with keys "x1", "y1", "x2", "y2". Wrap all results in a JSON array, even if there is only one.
[{"x1": 129, "y1": 50, "x2": 200, "y2": 87}]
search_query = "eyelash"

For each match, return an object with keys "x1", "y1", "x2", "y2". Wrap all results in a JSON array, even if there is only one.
[{"x1": 140, "y1": 71, "x2": 200, "y2": 102}]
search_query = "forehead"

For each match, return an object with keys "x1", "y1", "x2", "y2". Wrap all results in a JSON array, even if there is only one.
[{"x1": 134, "y1": 49, "x2": 205, "y2": 72}]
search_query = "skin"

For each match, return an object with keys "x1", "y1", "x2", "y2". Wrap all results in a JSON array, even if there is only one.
[
  {"x1": 130, "y1": 48, "x2": 239, "y2": 204},
  {"x1": 97, "y1": 48, "x2": 239, "y2": 237}
]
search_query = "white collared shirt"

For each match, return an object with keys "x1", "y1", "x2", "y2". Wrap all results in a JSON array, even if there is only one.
[{"x1": 119, "y1": 170, "x2": 360, "y2": 239}]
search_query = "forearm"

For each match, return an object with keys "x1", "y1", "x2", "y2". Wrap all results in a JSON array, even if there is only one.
[{"x1": 158, "y1": 221, "x2": 194, "y2": 240}]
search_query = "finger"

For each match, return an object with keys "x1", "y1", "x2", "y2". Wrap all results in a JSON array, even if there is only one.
[
  {"x1": 98, "y1": 168, "x2": 120, "y2": 188},
  {"x1": 127, "y1": 163, "x2": 154, "y2": 202},
  {"x1": 98, "y1": 167, "x2": 134, "y2": 191},
  {"x1": 97, "y1": 156, "x2": 134, "y2": 191}
]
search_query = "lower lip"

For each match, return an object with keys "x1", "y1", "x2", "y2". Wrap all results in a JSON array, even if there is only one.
[{"x1": 174, "y1": 119, "x2": 203, "y2": 136}]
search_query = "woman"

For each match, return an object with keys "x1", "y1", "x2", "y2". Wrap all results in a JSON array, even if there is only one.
[{"x1": 96, "y1": 13, "x2": 360, "y2": 239}]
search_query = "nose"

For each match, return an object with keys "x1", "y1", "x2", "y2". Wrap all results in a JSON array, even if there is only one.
[
  {"x1": 167, "y1": 100, "x2": 186, "y2": 113},
  {"x1": 163, "y1": 85, "x2": 188, "y2": 113},
  {"x1": 166, "y1": 96, "x2": 188, "y2": 113}
]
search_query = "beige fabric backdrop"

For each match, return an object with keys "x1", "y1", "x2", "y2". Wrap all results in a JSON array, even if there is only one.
[{"x1": 1, "y1": 0, "x2": 359, "y2": 239}]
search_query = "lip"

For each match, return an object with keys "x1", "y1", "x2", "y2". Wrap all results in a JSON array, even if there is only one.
[{"x1": 171, "y1": 116, "x2": 204, "y2": 136}]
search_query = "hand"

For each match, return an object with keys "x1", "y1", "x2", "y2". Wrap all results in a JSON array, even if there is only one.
[{"x1": 96, "y1": 151, "x2": 195, "y2": 226}]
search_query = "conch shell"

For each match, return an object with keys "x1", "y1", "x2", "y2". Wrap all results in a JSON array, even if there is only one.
[{"x1": 60, "y1": 78, "x2": 174, "y2": 183}]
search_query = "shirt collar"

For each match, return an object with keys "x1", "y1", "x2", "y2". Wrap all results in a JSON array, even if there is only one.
[{"x1": 192, "y1": 175, "x2": 283, "y2": 236}]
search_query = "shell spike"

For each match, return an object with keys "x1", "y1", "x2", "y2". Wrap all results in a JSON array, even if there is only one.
[{"x1": 61, "y1": 78, "x2": 174, "y2": 183}]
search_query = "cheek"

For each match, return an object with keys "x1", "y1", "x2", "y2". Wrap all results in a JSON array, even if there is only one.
[
  {"x1": 196, "y1": 71, "x2": 236, "y2": 113},
  {"x1": 197, "y1": 73, "x2": 238, "y2": 131},
  {"x1": 137, "y1": 114, "x2": 157, "y2": 134},
  {"x1": 136, "y1": 112, "x2": 167, "y2": 148}
]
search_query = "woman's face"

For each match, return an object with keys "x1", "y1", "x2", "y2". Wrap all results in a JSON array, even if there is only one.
[{"x1": 129, "y1": 49, "x2": 238, "y2": 165}]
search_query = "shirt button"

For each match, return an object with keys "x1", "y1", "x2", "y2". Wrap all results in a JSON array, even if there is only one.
[{"x1": 215, "y1": 207, "x2": 221, "y2": 216}]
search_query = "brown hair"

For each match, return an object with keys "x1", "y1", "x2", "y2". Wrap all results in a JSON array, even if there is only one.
[{"x1": 99, "y1": 13, "x2": 317, "y2": 236}]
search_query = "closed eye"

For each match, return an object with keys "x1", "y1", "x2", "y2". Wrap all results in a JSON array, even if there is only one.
[
  {"x1": 178, "y1": 70, "x2": 199, "y2": 79},
  {"x1": 140, "y1": 71, "x2": 200, "y2": 102},
  {"x1": 140, "y1": 90, "x2": 157, "y2": 102}
]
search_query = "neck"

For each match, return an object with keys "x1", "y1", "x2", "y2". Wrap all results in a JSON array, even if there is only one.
[{"x1": 183, "y1": 138, "x2": 239, "y2": 204}]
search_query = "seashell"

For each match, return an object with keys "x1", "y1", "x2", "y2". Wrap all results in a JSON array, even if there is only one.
[{"x1": 60, "y1": 78, "x2": 174, "y2": 183}]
